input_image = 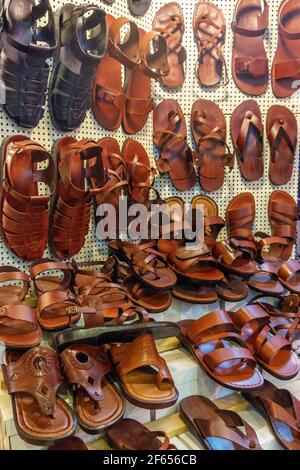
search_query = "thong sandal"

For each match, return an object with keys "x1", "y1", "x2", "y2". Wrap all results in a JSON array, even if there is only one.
[
  {"x1": 231, "y1": 100, "x2": 264, "y2": 181},
  {"x1": 267, "y1": 105, "x2": 298, "y2": 186},
  {"x1": 30, "y1": 259, "x2": 93, "y2": 332},
  {"x1": 213, "y1": 240, "x2": 259, "y2": 278},
  {"x1": 49, "y1": 4, "x2": 107, "y2": 131},
  {"x1": 179, "y1": 310, "x2": 264, "y2": 391},
  {"x1": 60, "y1": 344, "x2": 125, "y2": 434},
  {"x1": 272, "y1": 0, "x2": 300, "y2": 98},
  {"x1": 242, "y1": 380, "x2": 300, "y2": 450},
  {"x1": 107, "y1": 418, "x2": 176, "y2": 450},
  {"x1": 0, "y1": 136, "x2": 55, "y2": 261},
  {"x1": 49, "y1": 137, "x2": 106, "y2": 260},
  {"x1": 232, "y1": 0, "x2": 269, "y2": 95},
  {"x1": 110, "y1": 333, "x2": 178, "y2": 409},
  {"x1": 256, "y1": 190, "x2": 297, "y2": 262},
  {"x1": 226, "y1": 193, "x2": 257, "y2": 259},
  {"x1": 0, "y1": 0, "x2": 56, "y2": 128},
  {"x1": 123, "y1": 29, "x2": 169, "y2": 134},
  {"x1": 168, "y1": 246, "x2": 224, "y2": 285},
  {"x1": 232, "y1": 303, "x2": 299, "y2": 380},
  {"x1": 92, "y1": 16, "x2": 139, "y2": 131},
  {"x1": 154, "y1": 99, "x2": 196, "y2": 191},
  {"x1": 109, "y1": 240, "x2": 177, "y2": 291},
  {"x1": 191, "y1": 99, "x2": 234, "y2": 192},
  {"x1": 2, "y1": 347, "x2": 76, "y2": 445},
  {"x1": 152, "y1": 2, "x2": 186, "y2": 89},
  {"x1": 122, "y1": 139, "x2": 155, "y2": 204},
  {"x1": 180, "y1": 395, "x2": 261, "y2": 450},
  {"x1": 194, "y1": 2, "x2": 228, "y2": 87}
]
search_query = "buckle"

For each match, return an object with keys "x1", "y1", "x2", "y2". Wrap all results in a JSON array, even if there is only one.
[
  {"x1": 0, "y1": 306, "x2": 7, "y2": 317},
  {"x1": 66, "y1": 306, "x2": 79, "y2": 317}
]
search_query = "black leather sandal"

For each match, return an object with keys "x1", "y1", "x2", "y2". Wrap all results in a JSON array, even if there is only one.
[
  {"x1": 49, "y1": 3, "x2": 107, "y2": 131},
  {"x1": 0, "y1": 0, "x2": 56, "y2": 128}
]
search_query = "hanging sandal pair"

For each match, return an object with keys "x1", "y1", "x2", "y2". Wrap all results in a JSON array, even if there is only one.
[{"x1": 92, "y1": 15, "x2": 169, "y2": 134}]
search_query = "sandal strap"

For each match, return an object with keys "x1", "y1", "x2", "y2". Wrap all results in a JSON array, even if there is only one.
[
  {"x1": 275, "y1": 58, "x2": 300, "y2": 80},
  {"x1": 0, "y1": 267, "x2": 30, "y2": 300},
  {"x1": 108, "y1": 17, "x2": 140, "y2": 68},
  {"x1": 269, "y1": 119, "x2": 296, "y2": 163},
  {"x1": 140, "y1": 31, "x2": 169, "y2": 79},
  {"x1": 0, "y1": 304, "x2": 38, "y2": 326},
  {"x1": 234, "y1": 56, "x2": 268, "y2": 78},
  {"x1": 234, "y1": 111, "x2": 263, "y2": 163},
  {"x1": 232, "y1": 0, "x2": 269, "y2": 36},
  {"x1": 278, "y1": 260, "x2": 300, "y2": 283}
]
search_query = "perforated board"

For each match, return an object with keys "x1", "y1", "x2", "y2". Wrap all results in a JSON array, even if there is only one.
[{"x1": 0, "y1": 0, "x2": 299, "y2": 272}]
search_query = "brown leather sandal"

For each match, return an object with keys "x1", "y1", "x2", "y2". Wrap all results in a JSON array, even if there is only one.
[
  {"x1": 232, "y1": 304, "x2": 299, "y2": 380},
  {"x1": 247, "y1": 263, "x2": 285, "y2": 295},
  {"x1": 256, "y1": 190, "x2": 297, "y2": 262},
  {"x1": 226, "y1": 193, "x2": 257, "y2": 259},
  {"x1": 0, "y1": 136, "x2": 55, "y2": 261},
  {"x1": 267, "y1": 105, "x2": 298, "y2": 186},
  {"x1": 194, "y1": 2, "x2": 228, "y2": 87},
  {"x1": 231, "y1": 100, "x2": 264, "y2": 181},
  {"x1": 242, "y1": 380, "x2": 300, "y2": 450},
  {"x1": 232, "y1": 0, "x2": 269, "y2": 95},
  {"x1": 92, "y1": 16, "x2": 140, "y2": 131},
  {"x1": 122, "y1": 139, "x2": 155, "y2": 204},
  {"x1": 278, "y1": 260, "x2": 300, "y2": 294},
  {"x1": 180, "y1": 395, "x2": 262, "y2": 450},
  {"x1": 216, "y1": 275, "x2": 249, "y2": 302},
  {"x1": 48, "y1": 436, "x2": 88, "y2": 451},
  {"x1": 49, "y1": 137, "x2": 106, "y2": 260},
  {"x1": 191, "y1": 195, "x2": 225, "y2": 248},
  {"x1": 172, "y1": 282, "x2": 218, "y2": 304},
  {"x1": 179, "y1": 310, "x2": 264, "y2": 391},
  {"x1": 109, "y1": 240, "x2": 177, "y2": 290},
  {"x1": 272, "y1": 0, "x2": 300, "y2": 98},
  {"x1": 168, "y1": 246, "x2": 224, "y2": 284},
  {"x1": 152, "y1": 2, "x2": 186, "y2": 89},
  {"x1": 30, "y1": 259, "x2": 92, "y2": 331},
  {"x1": 123, "y1": 29, "x2": 169, "y2": 134},
  {"x1": 110, "y1": 333, "x2": 178, "y2": 409},
  {"x1": 191, "y1": 99, "x2": 234, "y2": 192},
  {"x1": 60, "y1": 344, "x2": 125, "y2": 434},
  {"x1": 107, "y1": 418, "x2": 176, "y2": 450},
  {"x1": 2, "y1": 347, "x2": 76, "y2": 445},
  {"x1": 213, "y1": 240, "x2": 258, "y2": 278},
  {"x1": 154, "y1": 99, "x2": 196, "y2": 191}
]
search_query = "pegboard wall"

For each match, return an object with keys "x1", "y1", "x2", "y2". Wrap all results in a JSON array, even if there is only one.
[{"x1": 0, "y1": 0, "x2": 299, "y2": 272}]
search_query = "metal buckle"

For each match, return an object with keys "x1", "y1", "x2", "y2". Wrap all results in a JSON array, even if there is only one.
[{"x1": 0, "y1": 306, "x2": 7, "y2": 317}]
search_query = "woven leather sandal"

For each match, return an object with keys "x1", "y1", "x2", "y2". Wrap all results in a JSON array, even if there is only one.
[
  {"x1": 60, "y1": 344, "x2": 125, "y2": 434},
  {"x1": 0, "y1": 136, "x2": 55, "y2": 261},
  {"x1": 0, "y1": 0, "x2": 56, "y2": 128},
  {"x1": 49, "y1": 137, "x2": 106, "y2": 260},
  {"x1": 110, "y1": 333, "x2": 178, "y2": 409},
  {"x1": 49, "y1": 3, "x2": 107, "y2": 131}
]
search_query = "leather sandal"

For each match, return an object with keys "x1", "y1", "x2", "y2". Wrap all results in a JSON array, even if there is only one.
[
  {"x1": 2, "y1": 347, "x2": 76, "y2": 445},
  {"x1": 109, "y1": 240, "x2": 177, "y2": 290},
  {"x1": 122, "y1": 139, "x2": 155, "y2": 204},
  {"x1": 256, "y1": 190, "x2": 297, "y2": 262},
  {"x1": 247, "y1": 263, "x2": 285, "y2": 295},
  {"x1": 107, "y1": 418, "x2": 176, "y2": 450},
  {"x1": 172, "y1": 282, "x2": 218, "y2": 304},
  {"x1": 0, "y1": 136, "x2": 55, "y2": 261},
  {"x1": 278, "y1": 260, "x2": 300, "y2": 294},
  {"x1": 226, "y1": 193, "x2": 257, "y2": 259},
  {"x1": 194, "y1": 2, "x2": 228, "y2": 87},
  {"x1": 152, "y1": 2, "x2": 187, "y2": 89},
  {"x1": 123, "y1": 29, "x2": 169, "y2": 134},
  {"x1": 48, "y1": 436, "x2": 88, "y2": 451},
  {"x1": 231, "y1": 100, "x2": 264, "y2": 181},
  {"x1": 272, "y1": 0, "x2": 300, "y2": 98},
  {"x1": 92, "y1": 16, "x2": 139, "y2": 131},
  {"x1": 232, "y1": 0, "x2": 269, "y2": 95},
  {"x1": 242, "y1": 380, "x2": 300, "y2": 450},
  {"x1": 191, "y1": 196, "x2": 225, "y2": 248},
  {"x1": 0, "y1": 0, "x2": 56, "y2": 128},
  {"x1": 110, "y1": 333, "x2": 178, "y2": 409},
  {"x1": 49, "y1": 4, "x2": 107, "y2": 131},
  {"x1": 30, "y1": 259, "x2": 93, "y2": 331},
  {"x1": 154, "y1": 99, "x2": 196, "y2": 191},
  {"x1": 191, "y1": 99, "x2": 234, "y2": 192},
  {"x1": 0, "y1": 267, "x2": 41, "y2": 348},
  {"x1": 267, "y1": 105, "x2": 298, "y2": 186},
  {"x1": 232, "y1": 303, "x2": 299, "y2": 380},
  {"x1": 179, "y1": 310, "x2": 264, "y2": 391},
  {"x1": 216, "y1": 275, "x2": 249, "y2": 302},
  {"x1": 157, "y1": 196, "x2": 187, "y2": 254},
  {"x1": 180, "y1": 395, "x2": 262, "y2": 450},
  {"x1": 49, "y1": 137, "x2": 106, "y2": 260},
  {"x1": 60, "y1": 344, "x2": 125, "y2": 434},
  {"x1": 168, "y1": 246, "x2": 224, "y2": 284},
  {"x1": 213, "y1": 240, "x2": 259, "y2": 278},
  {"x1": 128, "y1": 0, "x2": 151, "y2": 17}
]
